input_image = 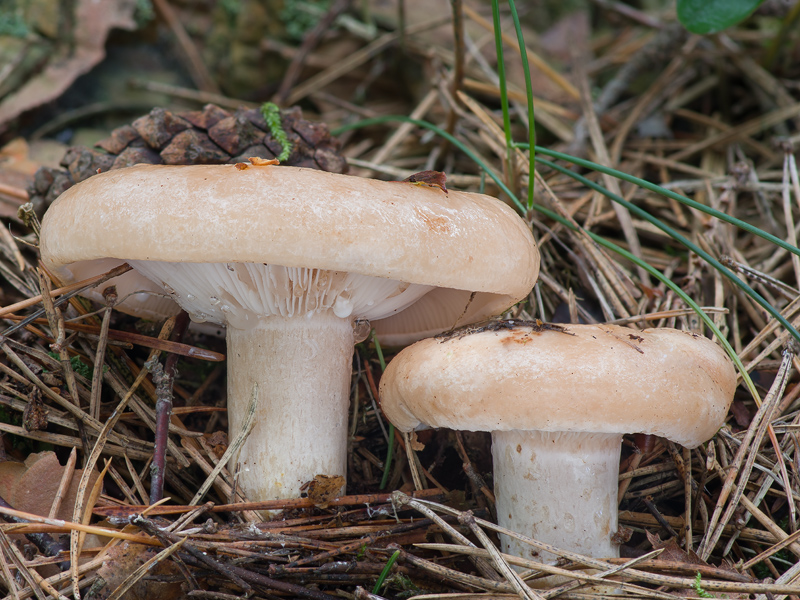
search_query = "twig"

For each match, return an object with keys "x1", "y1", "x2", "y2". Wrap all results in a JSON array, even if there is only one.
[
  {"x1": 49, "y1": 447, "x2": 77, "y2": 519},
  {"x1": 0, "y1": 529, "x2": 50, "y2": 600},
  {"x1": 285, "y1": 16, "x2": 452, "y2": 105},
  {"x1": 89, "y1": 286, "x2": 116, "y2": 420},
  {"x1": 0, "y1": 504, "x2": 158, "y2": 544},
  {"x1": 150, "y1": 310, "x2": 190, "y2": 503},
  {"x1": 404, "y1": 496, "x2": 800, "y2": 594},
  {"x1": 274, "y1": 0, "x2": 351, "y2": 105},
  {"x1": 151, "y1": 0, "x2": 220, "y2": 93},
  {"x1": 458, "y1": 511, "x2": 542, "y2": 600},
  {"x1": 91, "y1": 488, "x2": 443, "y2": 518},
  {"x1": 391, "y1": 491, "x2": 501, "y2": 582}
]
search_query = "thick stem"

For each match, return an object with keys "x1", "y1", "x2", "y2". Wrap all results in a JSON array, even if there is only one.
[
  {"x1": 492, "y1": 430, "x2": 622, "y2": 562},
  {"x1": 227, "y1": 313, "x2": 353, "y2": 502}
]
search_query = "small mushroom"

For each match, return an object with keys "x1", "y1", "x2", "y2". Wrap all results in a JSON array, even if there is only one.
[
  {"x1": 379, "y1": 322, "x2": 736, "y2": 561},
  {"x1": 39, "y1": 164, "x2": 539, "y2": 503}
]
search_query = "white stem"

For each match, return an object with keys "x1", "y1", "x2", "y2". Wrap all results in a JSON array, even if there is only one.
[
  {"x1": 492, "y1": 430, "x2": 622, "y2": 562},
  {"x1": 226, "y1": 313, "x2": 354, "y2": 502}
]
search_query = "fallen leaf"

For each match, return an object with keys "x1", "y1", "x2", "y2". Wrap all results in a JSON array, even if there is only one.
[
  {"x1": 5, "y1": 451, "x2": 99, "y2": 521},
  {"x1": 300, "y1": 474, "x2": 345, "y2": 508},
  {"x1": 0, "y1": 0, "x2": 138, "y2": 130},
  {"x1": 92, "y1": 541, "x2": 183, "y2": 600},
  {"x1": 730, "y1": 399, "x2": 753, "y2": 428}
]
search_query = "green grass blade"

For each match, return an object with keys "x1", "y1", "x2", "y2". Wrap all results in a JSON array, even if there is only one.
[
  {"x1": 506, "y1": 0, "x2": 536, "y2": 210},
  {"x1": 536, "y1": 156, "x2": 800, "y2": 345},
  {"x1": 524, "y1": 144, "x2": 800, "y2": 260},
  {"x1": 373, "y1": 549, "x2": 401, "y2": 593},
  {"x1": 490, "y1": 0, "x2": 512, "y2": 150},
  {"x1": 371, "y1": 329, "x2": 395, "y2": 490}
]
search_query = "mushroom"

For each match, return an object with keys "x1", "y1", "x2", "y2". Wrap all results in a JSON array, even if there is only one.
[
  {"x1": 378, "y1": 321, "x2": 736, "y2": 561},
  {"x1": 39, "y1": 164, "x2": 539, "y2": 503}
]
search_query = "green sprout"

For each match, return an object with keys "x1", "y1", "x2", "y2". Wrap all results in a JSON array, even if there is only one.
[
  {"x1": 260, "y1": 102, "x2": 293, "y2": 162},
  {"x1": 372, "y1": 549, "x2": 401, "y2": 594},
  {"x1": 694, "y1": 572, "x2": 717, "y2": 598}
]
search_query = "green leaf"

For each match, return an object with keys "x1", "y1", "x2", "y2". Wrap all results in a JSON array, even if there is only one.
[{"x1": 677, "y1": 0, "x2": 765, "y2": 34}]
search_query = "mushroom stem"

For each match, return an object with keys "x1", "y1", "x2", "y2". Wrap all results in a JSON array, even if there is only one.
[
  {"x1": 492, "y1": 430, "x2": 622, "y2": 562},
  {"x1": 227, "y1": 312, "x2": 353, "y2": 502}
]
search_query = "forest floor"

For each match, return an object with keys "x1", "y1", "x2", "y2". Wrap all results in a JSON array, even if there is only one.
[{"x1": 1, "y1": 1, "x2": 800, "y2": 599}]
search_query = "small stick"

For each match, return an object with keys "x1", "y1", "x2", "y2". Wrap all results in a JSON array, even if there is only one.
[
  {"x1": 742, "y1": 526, "x2": 800, "y2": 570},
  {"x1": 0, "y1": 181, "x2": 28, "y2": 201},
  {"x1": 417, "y1": 502, "x2": 800, "y2": 594},
  {"x1": 0, "y1": 263, "x2": 132, "y2": 318},
  {"x1": 0, "y1": 529, "x2": 56, "y2": 600},
  {"x1": 181, "y1": 440, "x2": 252, "y2": 514},
  {"x1": 89, "y1": 287, "x2": 116, "y2": 420},
  {"x1": 132, "y1": 515, "x2": 251, "y2": 592},
  {"x1": 150, "y1": 0, "x2": 219, "y2": 93},
  {"x1": 454, "y1": 431, "x2": 494, "y2": 504},
  {"x1": 642, "y1": 495, "x2": 680, "y2": 539},
  {"x1": 273, "y1": 0, "x2": 351, "y2": 104},
  {"x1": 166, "y1": 502, "x2": 214, "y2": 534},
  {"x1": 0, "y1": 504, "x2": 156, "y2": 544},
  {"x1": 0, "y1": 529, "x2": 21, "y2": 600},
  {"x1": 69, "y1": 318, "x2": 177, "y2": 599},
  {"x1": 150, "y1": 311, "x2": 190, "y2": 504},
  {"x1": 392, "y1": 492, "x2": 500, "y2": 582},
  {"x1": 699, "y1": 345, "x2": 795, "y2": 559},
  {"x1": 49, "y1": 447, "x2": 78, "y2": 519},
  {"x1": 275, "y1": 535, "x2": 377, "y2": 572},
  {"x1": 123, "y1": 454, "x2": 150, "y2": 505},
  {"x1": 458, "y1": 511, "x2": 541, "y2": 600},
  {"x1": 683, "y1": 445, "x2": 693, "y2": 551},
  {"x1": 92, "y1": 488, "x2": 443, "y2": 518},
  {"x1": 36, "y1": 268, "x2": 81, "y2": 409},
  {"x1": 397, "y1": 547, "x2": 511, "y2": 593},
  {"x1": 2, "y1": 314, "x2": 224, "y2": 361},
  {"x1": 0, "y1": 495, "x2": 70, "y2": 570}
]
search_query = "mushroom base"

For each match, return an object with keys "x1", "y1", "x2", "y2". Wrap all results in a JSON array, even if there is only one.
[
  {"x1": 227, "y1": 313, "x2": 353, "y2": 504},
  {"x1": 492, "y1": 430, "x2": 622, "y2": 563}
]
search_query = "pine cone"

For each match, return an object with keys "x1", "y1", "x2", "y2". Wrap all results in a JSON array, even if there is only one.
[{"x1": 27, "y1": 104, "x2": 348, "y2": 216}]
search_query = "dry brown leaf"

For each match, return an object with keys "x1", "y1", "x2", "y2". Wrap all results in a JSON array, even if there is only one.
[
  {"x1": 92, "y1": 541, "x2": 183, "y2": 600},
  {"x1": 0, "y1": 0, "x2": 138, "y2": 129},
  {"x1": 301, "y1": 474, "x2": 346, "y2": 508},
  {"x1": 0, "y1": 459, "x2": 27, "y2": 502},
  {"x1": 6, "y1": 451, "x2": 99, "y2": 521},
  {"x1": 202, "y1": 430, "x2": 228, "y2": 460},
  {"x1": 645, "y1": 530, "x2": 707, "y2": 565},
  {"x1": 730, "y1": 399, "x2": 753, "y2": 428}
]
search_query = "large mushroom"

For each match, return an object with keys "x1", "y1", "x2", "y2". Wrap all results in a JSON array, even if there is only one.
[
  {"x1": 379, "y1": 322, "x2": 736, "y2": 561},
  {"x1": 39, "y1": 163, "x2": 539, "y2": 503}
]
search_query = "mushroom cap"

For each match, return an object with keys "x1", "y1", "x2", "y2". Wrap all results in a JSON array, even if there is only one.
[
  {"x1": 379, "y1": 323, "x2": 737, "y2": 448},
  {"x1": 40, "y1": 164, "x2": 538, "y2": 332}
]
